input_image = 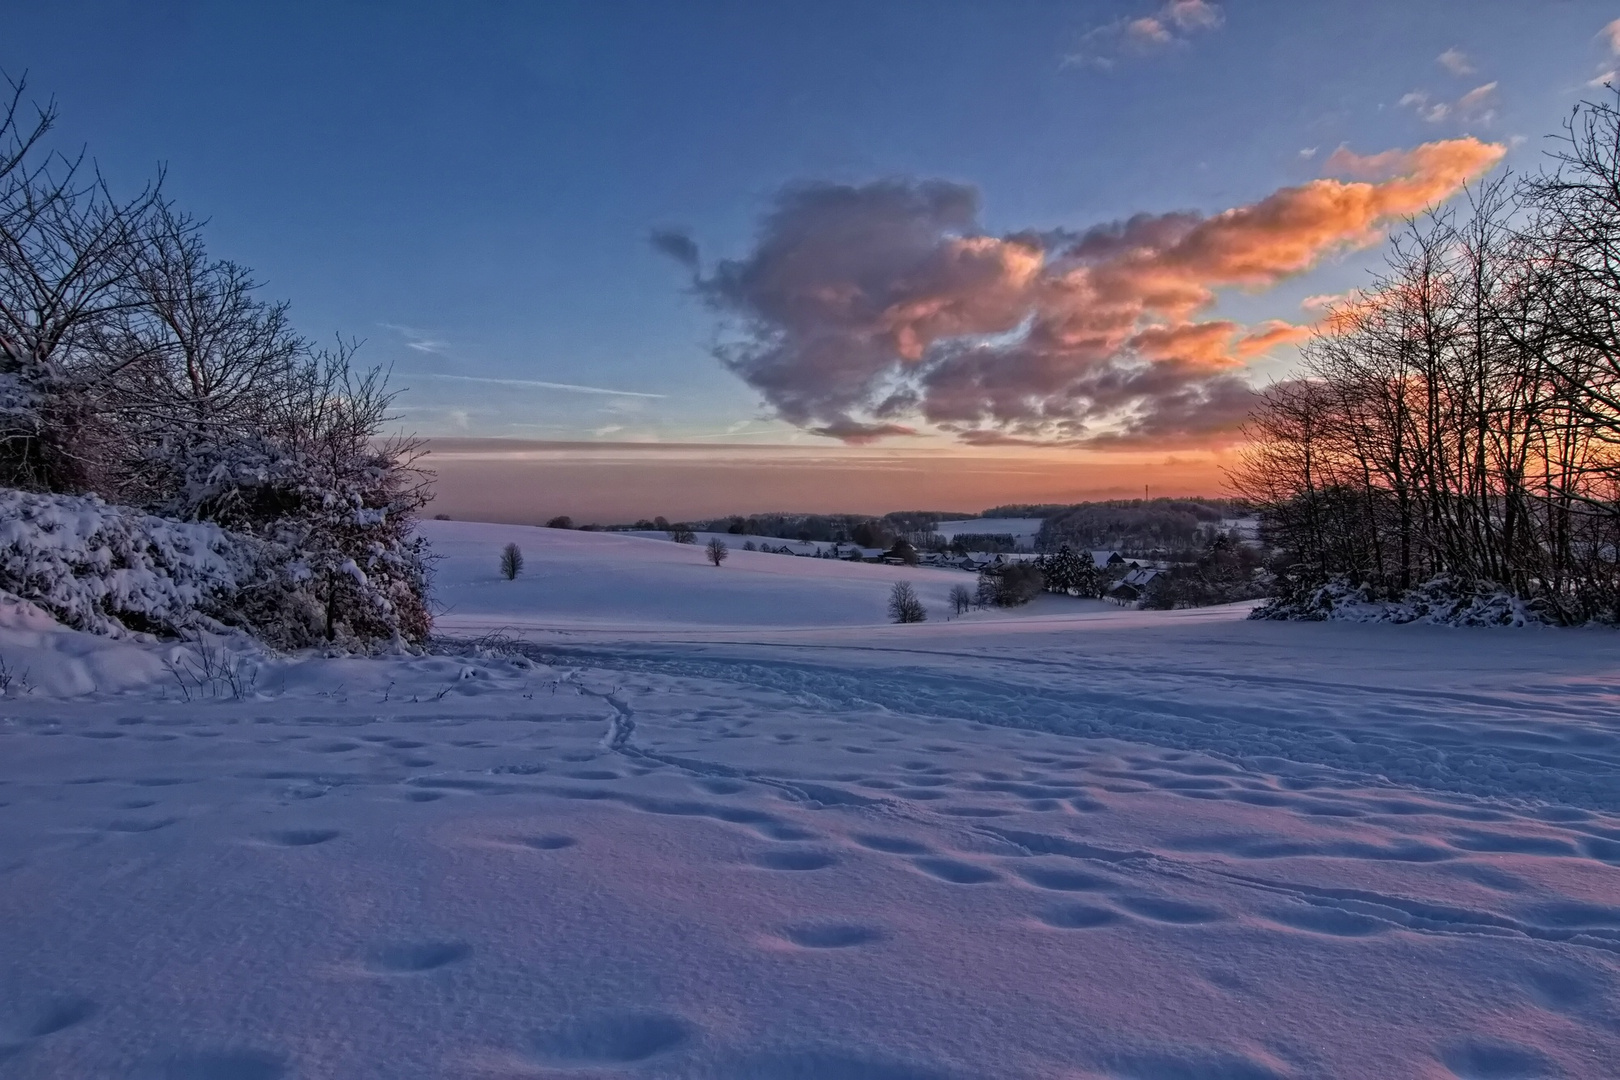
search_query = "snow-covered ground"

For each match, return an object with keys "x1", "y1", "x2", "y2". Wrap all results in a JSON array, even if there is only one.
[
  {"x1": 2, "y1": 521, "x2": 1619, "y2": 1078},
  {"x1": 933, "y1": 517, "x2": 1044, "y2": 548},
  {"x1": 429, "y1": 520, "x2": 1005, "y2": 634}
]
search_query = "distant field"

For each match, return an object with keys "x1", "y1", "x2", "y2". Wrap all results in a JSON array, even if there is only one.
[
  {"x1": 423, "y1": 519, "x2": 1110, "y2": 635},
  {"x1": 931, "y1": 517, "x2": 1044, "y2": 547}
]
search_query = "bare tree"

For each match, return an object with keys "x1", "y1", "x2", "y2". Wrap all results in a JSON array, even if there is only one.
[
  {"x1": 1235, "y1": 99, "x2": 1620, "y2": 623},
  {"x1": 500, "y1": 543, "x2": 523, "y2": 580},
  {"x1": 948, "y1": 583, "x2": 973, "y2": 615},
  {"x1": 705, "y1": 537, "x2": 728, "y2": 566},
  {"x1": 887, "y1": 580, "x2": 927, "y2": 623},
  {"x1": 0, "y1": 73, "x2": 169, "y2": 492}
]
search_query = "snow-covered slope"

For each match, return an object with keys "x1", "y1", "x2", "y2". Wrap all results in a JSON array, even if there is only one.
[
  {"x1": 424, "y1": 518, "x2": 1075, "y2": 634},
  {"x1": 1, "y1": 519, "x2": 1618, "y2": 1078},
  {"x1": 934, "y1": 516, "x2": 1044, "y2": 548}
]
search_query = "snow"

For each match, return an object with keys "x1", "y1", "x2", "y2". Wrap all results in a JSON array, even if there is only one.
[
  {"x1": 428, "y1": 520, "x2": 992, "y2": 633},
  {"x1": 0, "y1": 489, "x2": 246, "y2": 638},
  {"x1": 933, "y1": 516, "x2": 1044, "y2": 548},
  {"x1": 2, "y1": 519, "x2": 1618, "y2": 1078}
]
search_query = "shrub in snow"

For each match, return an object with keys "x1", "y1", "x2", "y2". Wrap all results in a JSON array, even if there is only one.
[
  {"x1": 0, "y1": 87, "x2": 433, "y2": 651},
  {"x1": 157, "y1": 421, "x2": 432, "y2": 649},
  {"x1": 500, "y1": 543, "x2": 523, "y2": 580},
  {"x1": 888, "y1": 581, "x2": 927, "y2": 623},
  {"x1": 0, "y1": 489, "x2": 249, "y2": 638},
  {"x1": 1251, "y1": 574, "x2": 1550, "y2": 628}
]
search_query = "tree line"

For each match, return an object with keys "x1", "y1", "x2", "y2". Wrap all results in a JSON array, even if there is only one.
[{"x1": 1235, "y1": 94, "x2": 1620, "y2": 624}]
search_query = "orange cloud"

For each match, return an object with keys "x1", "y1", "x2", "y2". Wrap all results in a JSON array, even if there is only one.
[{"x1": 675, "y1": 138, "x2": 1504, "y2": 451}]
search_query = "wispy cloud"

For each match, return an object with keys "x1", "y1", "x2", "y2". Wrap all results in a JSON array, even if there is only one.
[
  {"x1": 403, "y1": 372, "x2": 666, "y2": 399},
  {"x1": 1399, "y1": 81, "x2": 1497, "y2": 125},
  {"x1": 1587, "y1": 19, "x2": 1620, "y2": 86},
  {"x1": 1603, "y1": 18, "x2": 1620, "y2": 55},
  {"x1": 1066, "y1": 0, "x2": 1223, "y2": 70},
  {"x1": 1437, "y1": 47, "x2": 1475, "y2": 76},
  {"x1": 379, "y1": 322, "x2": 451, "y2": 355}
]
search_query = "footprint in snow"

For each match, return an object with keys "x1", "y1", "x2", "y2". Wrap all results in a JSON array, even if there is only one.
[
  {"x1": 0, "y1": 994, "x2": 97, "y2": 1043},
  {"x1": 130, "y1": 1049, "x2": 287, "y2": 1080},
  {"x1": 1012, "y1": 865, "x2": 1112, "y2": 892},
  {"x1": 1036, "y1": 903, "x2": 1121, "y2": 929},
  {"x1": 265, "y1": 828, "x2": 339, "y2": 847},
  {"x1": 776, "y1": 923, "x2": 885, "y2": 949},
  {"x1": 528, "y1": 1011, "x2": 693, "y2": 1066},
  {"x1": 851, "y1": 833, "x2": 930, "y2": 855},
  {"x1": 751, "y1": 849, "x2": 838, "y2": 871},
  {"x1": 515, "y1": 834, "x2": 577, "y2": 850},
  {"x1": 1439, "y1": 1038, "x2": 1558, "y2": 1080},
  {"x1": 912, "y1": 858, "x2": 999, "y2": 885},
  {"x1": 365, "y1": 941, "x2": 471, "y2": 974},
  {"x1": 1113, "y1": 894, "x2": 1224, "y2": 925}
]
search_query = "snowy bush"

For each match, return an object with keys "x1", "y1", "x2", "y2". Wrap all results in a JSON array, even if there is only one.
[
  {"x1": 1251, "y1": 574, "x2": 1550, "y2": 628},
  {"x1": 0, "y1": 80, "x2": 433, "y2": 651},
  {"x1": 0, "y1": 489, "x2": 250, "y2": 638}
]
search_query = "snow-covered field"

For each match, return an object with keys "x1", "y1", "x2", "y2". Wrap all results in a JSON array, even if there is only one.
[
  {"x1": 3, "y1": 520, "x2": 1619, "y2": 1078},
  {"x1": 933, "y1": 517, "x2": 1044, "y2": 548}
]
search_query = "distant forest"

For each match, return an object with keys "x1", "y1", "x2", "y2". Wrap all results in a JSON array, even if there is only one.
[{"x1": 606, "y1": 498, "x2": 1246, "y2": 556}]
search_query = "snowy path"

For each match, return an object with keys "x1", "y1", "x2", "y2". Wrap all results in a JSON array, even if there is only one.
[{"x1": 3, "y1": 610, "x2": 1619, "y2": 1078}]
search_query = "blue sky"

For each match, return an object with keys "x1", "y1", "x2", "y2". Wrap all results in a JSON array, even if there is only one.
[{"x1": 6, "y1": 1, "x2": 1619, "y2": 459}]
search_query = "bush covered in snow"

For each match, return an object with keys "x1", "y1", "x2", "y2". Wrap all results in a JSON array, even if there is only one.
[
  {"x1": 0, "y1": 76, "x2": 432, "y2": 649},
  {"x1": 1250, "y1": 574, "x2": 1550, "y2": 628},
  {"x1": 0, "y1": 490, "x2": 248, "y2": 637}
]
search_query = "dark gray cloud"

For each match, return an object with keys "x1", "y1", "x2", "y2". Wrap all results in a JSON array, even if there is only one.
[{"x1": 649, "y1": 229, "x2": 700, "y2": 270}]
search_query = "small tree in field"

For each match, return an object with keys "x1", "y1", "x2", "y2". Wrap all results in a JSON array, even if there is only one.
[
  {"x1": 500, "y1": 543, "x2": 523, "y2": 580},
  {"x1": 949, "y1": 584, "x2": 974, "y2": 615},
  {"x1": 706, "y1": 538, "x2": 728, "y2": 566},
  {"x1": 888, "y1": 581, "x2": 927, "y2": 623}
]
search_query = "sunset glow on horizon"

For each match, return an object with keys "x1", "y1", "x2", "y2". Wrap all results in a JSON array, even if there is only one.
[{"x1": 13, "y1": 2, "x2": 1620, "y2": 515}]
